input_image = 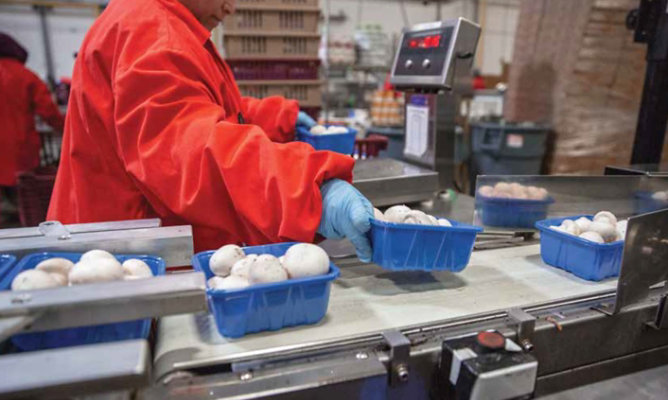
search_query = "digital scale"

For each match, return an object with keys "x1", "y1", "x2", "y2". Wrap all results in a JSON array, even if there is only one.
[{"x1": 353, "y1": 18, "x2": 481, "y2": 205}]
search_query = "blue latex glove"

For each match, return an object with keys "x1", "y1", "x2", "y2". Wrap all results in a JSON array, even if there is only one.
[
  {"x1": 296, "y1": 111, "x2": 317, "y2": 128},
  {"x1": 317, "y1": 179, "x2": 374, "y2": 262}
]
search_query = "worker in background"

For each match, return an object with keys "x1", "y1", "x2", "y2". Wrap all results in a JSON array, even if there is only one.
[
  {"x1": 472, "y1": 69, "x2": 486, "y2": 90},
  {"x1": 0, "y1": 32, "x2": 64, "y2": 218},
  {"x1": 48, "y1": 0, "x2": 374, "y2": 261}
]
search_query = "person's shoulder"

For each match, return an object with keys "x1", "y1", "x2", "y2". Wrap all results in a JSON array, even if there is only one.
[
  {"x1": 0, "y1": 59, "x2": 41, "y2": 82},
  {"x1": 81, "y1": 0, "x2": 200, "y2": 62}
]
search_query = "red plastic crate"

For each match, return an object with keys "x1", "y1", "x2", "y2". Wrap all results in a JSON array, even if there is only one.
[
  {"x1": 16, "y1": 167, "x2": 57, "y2": 227},
  {"x1": 354, "y1": 134, "x2": 388, "y2": 159},
  {"x1": 227, "y1": 59, "x2": 320, "y2": 80}
]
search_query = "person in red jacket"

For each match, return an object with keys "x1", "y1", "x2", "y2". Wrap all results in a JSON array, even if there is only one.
[
  {"x1": 48, "y1": 0, "x2": 374, "y2": 260},
  {"x1": 0, "y1": 33, "x2": 64, "y2": 206}
]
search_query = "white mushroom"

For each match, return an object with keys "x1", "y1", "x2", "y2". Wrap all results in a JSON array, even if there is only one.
[
  {"x1": 574, "y1": 217, "x2": 592, "y2": 232},
  {"x1": 579, "y1": 231, "x2": 605, "y2": 244},
  {"x1": 550, "y1": 225, "x2": 567, "y2": 233},
  {"x1": 491, "y1": 189, "x2": 512, "y2": 199},
  {"x1": 560, "y1": 219, "x2": 581, "y2": 236},
  {"x1": 509, "y1": 183, "x2": 527, "y2": 199},
  {"x1": 35, "y1": 257, "x2": 74, "y2": 279},
  {"x1": 309, "y1": 125, "x2": 327, "y2": 135},
  {"x1": 69, "y1": 258, "x2": 124, "y2": 285},
  {"x1": 651, "y1": 191, "x2": 668, "y2": 202},
  {"x1": 209, "y1": 244, "x2": 245, "y2": 277},
  {"x1": 384, "y1": 205, "x2": 411, "y2": 223},
  {"x1": 494, "y1": 182, "x2": 511, "y2": 194},
  {"x1": 593, "y1": 211, "x2": 617, "y2": 227},
  {"x1": 208, "y1": 275, "x2": 249, "y2": 290},
  {"x1": 587, "y1": 222, "x2": 619, "y2": 243},
  {"x1": 248, "y1": 254, "x2": 288, "y2": 284},
  {"x1": 427, "y1": 215, "x2": 439, "y2": 226},
  {"x1": 122, "y1": 259, "x2": 153, "y2": 279},
  {"x1": 526, "y1": 186, "x2": 548, "y2": 200},
  {"x1": 373, "y1": 207, "x2": 386, "y2": 221},
  {"x1": 438, "y1": 218, "x2": 452, "y2": 227},
  {"x1": 282, "y1": 243, "x2": 330, "y2": 279},
  {"x1": 325, "y1": 126, "x2": 349, "y2": 134},
  {"x1": 80, "y1": 249, "x2": 117, "y2": 263},
  {"x1": 49, "y1": 273, "x2": 68, "y2": 286},
  {"x1": 401, "y1": 210, "x2": 433, "y2": 226},
  {"x1": 230, "y1": 254, "x2": 258, "y2": 279},
  {"x1": 477, "y1": 185, "x2": 494, "y2": 197},
  {"x1": 12, "y1": 269, "x2": 63, "y2": 291},
  {"x1": 207, "y1": 276, "x2": 226, "y2": 289}
]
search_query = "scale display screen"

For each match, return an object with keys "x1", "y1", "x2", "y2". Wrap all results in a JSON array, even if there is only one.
[
  {"x1": 406, "y1": 34, "x2": 442, "y2": 49},
  {"x1": 393, "y1": 27, "x2": 454, "y2": 77}
]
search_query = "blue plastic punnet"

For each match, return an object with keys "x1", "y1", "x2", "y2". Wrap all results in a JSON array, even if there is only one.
[
  {"x1": 369, "y1": 219, "x2": 482, "y2": 271},
  {"x1": 192, "y1": 242, "x2": 340, "y2": 339},
  {"x1": 0, "y1": 254, "x2": 17, "y2": 287},
  {"x1": 296, "y1": 125, "x2": 357, "y2": 154},
  {"x1": 535, "y1": 216, "x2": 624, "y2": 281},
  {"x1": 478, "y1": 195, "x2": 554, "y2": 228},
  {"x1": 1, "y1": 252, "x2": 166, "y2": 351}
]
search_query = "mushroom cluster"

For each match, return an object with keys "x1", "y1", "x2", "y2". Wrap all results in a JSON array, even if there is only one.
[
  {"x1": 478, "y1": 182, "x2": 549, "y2": 200},
  {"x1": 651, "y1": 191, "x2": 668, "y2": 202},
  {"x1": 207, "y1": 243, "x2": 330, "y2": 291},
  {"x1": 11, "y1": 250, "x2": 153, "y2": 291},
  {"x1": 550, "y1": 211, "x2": 628, "y2": 244},
  {"x1": 309, "y1": 125, "x2": 349, "y2": 135},
  {"x1": 373, "y1": 205, "x2": 452, "y2": 227}
]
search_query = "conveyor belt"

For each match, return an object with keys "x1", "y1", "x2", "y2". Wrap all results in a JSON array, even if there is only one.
[{"x1": 154, "y1": 244, "x2": 617, "y2": 379}]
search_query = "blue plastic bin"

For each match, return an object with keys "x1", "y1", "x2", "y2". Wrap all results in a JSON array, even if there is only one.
[
  {"x1": 1, "y1": 252, "x2": 166, "y2": 351},
  {"x1": 634, "y1": 191, "x2": 668, "y2": 214},
  {"x1": 296, "y1": 126, "x2": 357, "y2": 154},
  {"x1": 0, "y1": 254, "x2": 17, "y2": 286},
  {"x1": 535, "y1": 216, "x2": 624, "y2": 281},
  {"x1": 471, "y1": 122, "x2": 549, "y2": 175},
  {"x1": 478, "y1": 195, "x2": 554, "y2": 229},
  {"x1": 192, "y1": 243, "x2": 340, "y2": 339},
  {"x1": 369, "y1": 219, "x2": 482, "y2": 271}
]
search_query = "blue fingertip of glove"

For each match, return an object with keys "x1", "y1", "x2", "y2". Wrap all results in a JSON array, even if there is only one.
[
  {"x1": 318, "y1": 179, "x2": 374, "y2": 263},
  {"x1": 296, "y1": 111, "x2": 317, "y2": 128}
]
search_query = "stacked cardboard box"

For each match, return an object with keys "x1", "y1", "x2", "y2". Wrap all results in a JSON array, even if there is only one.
[
  {"x1": 505, "y1": 0, "x2": 668, "y2": 173},
  {"x1": 223, "y1": 0, "x2": 322, "y2": 115}
]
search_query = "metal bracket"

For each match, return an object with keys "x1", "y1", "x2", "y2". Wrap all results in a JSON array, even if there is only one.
[
  {"x1": 38, "y1": 221, "x2": 71, "y2": 240},
  {"x1": 508, "y1": 308, "x2": 536, "y2": 352},
  {"x1": 647, "y1": 294, "x2": 668, "y2": 330},
  {"x1": 381, "y1": 330, "x2": 411, "y2": 386}
]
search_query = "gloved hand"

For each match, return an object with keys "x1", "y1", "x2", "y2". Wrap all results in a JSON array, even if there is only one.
[
  {"x1": 296, "y1": 111, "x2": 317, "y2": 129},
  {"x1": 317, "y1": 179, "x2": 374, "y2": 262}
]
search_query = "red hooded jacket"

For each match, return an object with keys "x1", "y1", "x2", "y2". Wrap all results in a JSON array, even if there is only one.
[
  {"x1": 48, "y1": 0, "x2": 354, "y2": 251},
  {"x1": 0, "y1": 58, "x2": 64, "y2": 186}
]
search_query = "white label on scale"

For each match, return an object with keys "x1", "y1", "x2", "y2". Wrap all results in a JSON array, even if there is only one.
[
  {"x1": 506, "y1": 134, "x2": 524, "y2": 148},
  {"x1": 405, "y1": 104, "x2": 429, "y2": 157}
]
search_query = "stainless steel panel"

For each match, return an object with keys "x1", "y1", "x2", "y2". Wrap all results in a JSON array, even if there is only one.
[
  {"x1": 0, "y1": 339, "x2": 149, "y2": 399},
  {"x1": 353, "y1": 158, "x2": 439, "y2": 206},
  {"x1": 0, "y1": 224, "x2": 194, "y2": 267},
  {"x1": 0, "y1": 219, "x2": 162, "y2": 240},
  {"x1": 0, "y1": 272, "x2": 207, "y2": 333},
  {"x1": 613, "y1": 209, "x2": 668, "y2": 313}
]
